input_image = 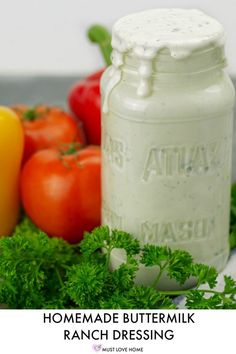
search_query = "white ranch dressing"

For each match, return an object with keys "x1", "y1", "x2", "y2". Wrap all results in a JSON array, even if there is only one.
[{"x1": 103, "y1": 8, "x2": 225, "y2": 113}]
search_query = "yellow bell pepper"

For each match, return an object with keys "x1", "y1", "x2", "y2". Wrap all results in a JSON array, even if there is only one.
[{"x1": 0, "y1": 107, "x2": 24, "y2": 235}]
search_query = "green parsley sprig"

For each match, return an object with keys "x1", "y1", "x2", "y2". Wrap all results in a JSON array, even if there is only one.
[
  {"x1": 0, "y1": 219, "x2": 235, "y2": 309},
  {"x1": 0, "y1": 218, "x2": 80, "y2": 308}
]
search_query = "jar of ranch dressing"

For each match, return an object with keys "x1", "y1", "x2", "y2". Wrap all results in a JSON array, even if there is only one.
[{"x1": 101, "y1": 9, "x2": 235, "y2": 288}]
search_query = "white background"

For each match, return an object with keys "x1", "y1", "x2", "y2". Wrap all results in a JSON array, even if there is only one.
[
  {"x1": 0, "y1": 310, "x2": 235, "y2": 354},
  {"x1": 0, "y1": 0, "x2": 236, "y2": 76}
]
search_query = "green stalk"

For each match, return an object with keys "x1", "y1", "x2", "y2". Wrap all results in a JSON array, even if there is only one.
[
  {"x1": 87, "y1": 24, "x2": 112, "y2": 66},
  {"x1": 105, "y1": 246, "x2": 112, "y2": 270},
  {"x1": 54, "y1": 267, "x2": 64, "y2": 288},
  {"x1": 158, "y1": 289, "x2": 227, "y2": 296},
  {"x1": 23, "y1": 107, "x2": 41, "y2": 121},
  {"x1": 60, "y1": 142, "x2": 82, "y2": 156},
  {"x1": 151, "y1": 261, "x2": 169, "y2": 288},
  {"x1": 152, "y1": 267, "x2": 165, "y2": 288}
]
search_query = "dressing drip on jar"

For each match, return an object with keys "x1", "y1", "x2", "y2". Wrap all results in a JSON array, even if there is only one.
[{"x1": 101, "y1": 9, "x2": 235, "y2": 289}]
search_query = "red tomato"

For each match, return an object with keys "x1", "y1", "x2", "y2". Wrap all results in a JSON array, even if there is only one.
[
  {"x1": 12, "y1": 105, "x2": 86, "y2": 164},
  {"x1": 20, "y1": 146, "x2": 101, "y2": 243}
]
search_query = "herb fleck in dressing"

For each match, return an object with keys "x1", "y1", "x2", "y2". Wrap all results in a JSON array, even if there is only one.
[{"x1": 101, "y1": 9, "x2": 235, "y2": 289}]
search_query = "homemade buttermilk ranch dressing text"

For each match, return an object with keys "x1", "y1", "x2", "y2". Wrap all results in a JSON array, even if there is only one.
[{"x1": 103, "y1": 8, "x2": 224, "y2": 113}]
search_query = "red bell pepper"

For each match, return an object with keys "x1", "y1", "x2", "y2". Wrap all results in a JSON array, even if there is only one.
[{"x1": 68, "y1": 25, "x2": 112, "y2": 145}]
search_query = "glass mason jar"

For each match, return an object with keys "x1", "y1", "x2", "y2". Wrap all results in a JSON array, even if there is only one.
[{"x1": 101, "y1": 15, "x2": 235, "y2": 288}]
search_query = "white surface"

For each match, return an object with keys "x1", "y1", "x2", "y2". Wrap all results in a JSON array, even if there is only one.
[
  {"x1": 0, "y1": 0, "x2": 236, "y2": 75},
  {"x1": 0, "y1": 310, "x2": 235, "y2": 354}
]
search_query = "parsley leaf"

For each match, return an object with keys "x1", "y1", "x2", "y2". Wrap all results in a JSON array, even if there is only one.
[
  {"x1": 191, "y1": 264, "x2": 218, "y2": 289},
  {"x1": 66, "y1": 262, "x2": 110, "y2": 309},
  {"x1": 224, "y1": 275, "x2": 236, "y2": 294},
  {"x1": 0, "y1": 219, "x2": 79, "y2": 308},
  {"x1": 0, "y1": 217, "x2": 235, "y2": 309}
]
